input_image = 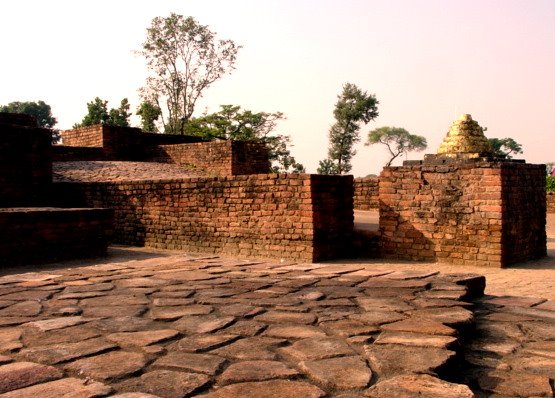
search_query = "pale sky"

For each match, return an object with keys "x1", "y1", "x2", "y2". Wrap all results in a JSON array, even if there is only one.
[{"x1": 1, "y1": 0, "x2": 554, "y2": 176}]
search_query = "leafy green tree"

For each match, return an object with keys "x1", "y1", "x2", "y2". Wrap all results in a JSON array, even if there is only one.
[
  {"x1": 366, "y1": 126, "x2": 427, "y2": 167},
  {"x1": 73, "y1": 97, "x2": 131, "y2": 128},
  {"x1": 0, "y1": 100, "x2": 59, "y2": 142},
  {"x1": 318, "y1": 83, "x2": 379, "y2": 174},
  {"x1": 108, "y1": 98, "x2": 131, "y2": 127},
  {"x1": 139, "y1": 14, "x2": 241, "y2": 135},
  {"x1": 136, "y1": 101, "x2": 162, "y2": 132},
  {"x1": 185, "y1": 105, "x2": 304, "y2": 173},
  {"x1": 488, "y1": 138, "x2": 523, "y2": 159}
]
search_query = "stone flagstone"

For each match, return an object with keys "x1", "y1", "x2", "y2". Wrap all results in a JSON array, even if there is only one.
[
  {"x1": 1, "y1": 377, "x2": 113, "y2": 398},
  {"x1": 365, "y1": 374, "x2": 474, "y2": 398},
  {"x1": 65, "y1": 351, "x2": 148, "y2": 381},
  {"x1": 218, "y1": 360, "x2": 299, "y2": 384},
  {"x1": 299, "y1": 356, "x2": 372, "y2": 390},
  {"x1": 0, "y1": 362, "x2": 63, "y2": 393}
]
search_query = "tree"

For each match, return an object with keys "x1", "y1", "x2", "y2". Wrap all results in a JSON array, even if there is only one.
[
  {"x1": 185, "y1": 105, "x2": 305, "y2": 173},
  {"x1": 366, "y1": 126, "x2": 427, "y2": 167},
  {"x1": 317, "y1": 83, "x2": 379, "y2": 174},
  {"x1": 0, "y1": 100, "x2": 59, "y2": 142},
  {"x1": 73, "y1": 97, "x2": 131, "y2": 128},
  {"x1": 488, "y1": 138, "x2": 523, "y2": 159},
  {"x1": 136, "y1": 101, "x2": 162, "y2": 132},
  {"x1": 139, "y1": 14, "x2": 241, "y2": 135}
]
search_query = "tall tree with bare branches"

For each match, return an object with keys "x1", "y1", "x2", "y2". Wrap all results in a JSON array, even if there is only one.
[{"x1": 139, "y1": 14, "x2": 241, "y2": 135}]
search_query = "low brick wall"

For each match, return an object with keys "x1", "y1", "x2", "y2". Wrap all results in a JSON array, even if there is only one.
[
  {"x1": 52, "y1": 146, "x2": 106, "y2": 161},
  {"x1": 54, "y1": 174, "x2": 353, "y2": 262},
  {"x1": 0, "y1": 207, "x2": 113, "y2": 265},
  {"x1": 379, "y1": 162, "x2": 545, "y2": 267},
  {"x1": 548, "y1": 193, "x2": 555, "y2": 214},
  {"x1": 0, "y1": 123, "x2": 52, "y2": 207},
  {"x1": 151, "y1": 141, "x2": 270, "y2": 176},
  {"x1": 353, "y1": 177, "x2": 379, "y2": 210}
]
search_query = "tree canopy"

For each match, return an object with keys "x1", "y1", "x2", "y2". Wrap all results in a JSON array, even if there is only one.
[
  {"x1": 186, "y1": 105, "x2": 304, "y2": 173},
  {"x1": 73, "y1": 97, "x2": 131, "y2": 128},
  {"x1": 139, "y1": 14, "x2": 241, "y2": 135},
  {"x1": 0, "y1": 100, "x2": 59, "y2": 142},
  {"x1": 366, "y1": 126, "x2": 427, "y2": 167},
  {"x1": 136, "y1": 101, "x2": 162, "y2": 132},
  {"x1": 487, "y1": 137, "x2": 523, "y2": 159},
  {"x1": 0, "y1": 100, "x2": 57, "y2": 129},
  {"x1": 318, "y1": 83, "x2": 379, "y2": 174}
]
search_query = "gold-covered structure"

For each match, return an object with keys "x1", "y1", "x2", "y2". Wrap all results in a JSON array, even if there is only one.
[{"x1": 436, "y1": 114, "x2": 493, "y2": 158}]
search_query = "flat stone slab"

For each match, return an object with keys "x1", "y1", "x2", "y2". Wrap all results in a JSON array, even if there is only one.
[
  {"x1": 20, "y1": 337, "x2": 117, "y2": 365},
  {"x1": 106, "y1": 329, "x2": 179, "y2": 347},
  {"x1": 1, "y1": 377, "x2": 112, "y2": 398},
  {"x1": 476, "y1": 369, "x2": 553, "y2": 397},
  {"x1": 153, "y1": 352, "x2": 226, "y2": 375},
  {"x1": 172, "y1": 315, "x2": 236, "y2": 334},
  {"x1": 212, "y1": 336, "x2": 286, "y2": 360},
  {"x1": 116, "y1": 370, "x2": 209, "y2": 397},
  {"x1": 264, "y1": 324, "x2": 327, "y2": 339},
  {"x1": 375, "y1": 331, "x2": 457, "y2": 349},
  {"x1": 197, "y1": 380, "x2": 326, "y2": 398},
  {"x1": 380, "y1": 317, "x2": 457, "y2": 335},
  {"x1": 65, "y1": 351, "x2": 148, "y2": 381},
  {"x1": 218, "y1": 360, "x2": 299, "y2": 384},
  {"x1": 365, "y1": 374, "x2": 474, "y2": 398},
  {"x1": 175, "y1": 334, "x2": 240, "y2": 352},
  {"x1": 365, "y1": 344, "x2": 456, "y2": 377},
  {"x1": 300, "y1": 356, "x2": 372, "y2": 390},
  {"x1": 0, "y1": 361, "x2": 63, "y2": 393},
  {"x1": 149, "y1": 305, "x2": 213, "y2": 320},
  {"x1": 279, "y1": 336, "x2": 355, "y2": 361}
]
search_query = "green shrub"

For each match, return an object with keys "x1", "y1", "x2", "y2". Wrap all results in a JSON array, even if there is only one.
[{"x1": 547, "y1": 176, "x2": 555, "y2": 193}]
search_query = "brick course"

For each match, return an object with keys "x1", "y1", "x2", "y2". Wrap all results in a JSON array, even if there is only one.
[
  {"x1": 151, "y1": 141, "x2": 270, "y2": 176},
  {"x1": 55, "y1": 174, "x2": 353, "y2": 262},
  {"x1": 0, "y1": 207, "x2": 113, "y2": 265},
  {"x1": 379, "y1": 162, "x2": 546, "y2": 267},
  {"x1": 353, "y1": 177, "x2": 379, "y2": 210},
  {"x1": 548, "y1": 193, "x2": 555, "y2": 214}
]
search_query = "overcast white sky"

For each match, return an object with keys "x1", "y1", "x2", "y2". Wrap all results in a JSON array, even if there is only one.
[{"x1": 1, "y1": 0, "x2": 554, "y2": 176}]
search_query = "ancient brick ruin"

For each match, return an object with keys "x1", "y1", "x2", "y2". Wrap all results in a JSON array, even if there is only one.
[
  {"x1": 0, "y1": 114, "x2": 113, "y2": 265},
  {"x1": 0, "y1": 112, "x2": 548, "y2": 267},
  {"x1": 378, "y1": 115, "x2": 546, "y2": 267}
]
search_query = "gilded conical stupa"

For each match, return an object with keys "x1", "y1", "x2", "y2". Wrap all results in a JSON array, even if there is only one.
[{"x1": 436, "y1": 114, "x2": 494, "y2": 158}]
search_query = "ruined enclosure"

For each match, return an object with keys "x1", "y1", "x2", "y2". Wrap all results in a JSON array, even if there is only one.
[
  {"x1": 380, "y1": 161, "x2": 546, "y2": 266},
  {"x1": 0, "y1": 114, "x2": 113, "y2": 265},
  {"x1": 55, "y1": 174, "x2": 353, "y2": 262},
  {"x1": 379, "y1": 115, "x2": 546, "y2": 267}
]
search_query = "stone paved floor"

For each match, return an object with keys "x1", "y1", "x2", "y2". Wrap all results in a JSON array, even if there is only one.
[
  {"x1": 0, "y1": 252, "x2": 554, "y2": 397},
  {"x1": 0, "y1": 213, "x2": 553, "y2": 397}
]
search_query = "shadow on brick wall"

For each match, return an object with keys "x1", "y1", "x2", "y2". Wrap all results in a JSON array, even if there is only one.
[{"x1": 379, "y1": 203, "x2": 436, "y2": 262}]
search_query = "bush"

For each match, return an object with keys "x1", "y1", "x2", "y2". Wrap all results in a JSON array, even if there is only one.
[{"x1": 547, "y1": 176, "x2": 555, "y2": 193}]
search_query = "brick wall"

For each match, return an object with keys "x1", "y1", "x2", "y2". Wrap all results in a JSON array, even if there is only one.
[
  {"x1": 52, "y1": 146, "x2": 106, "y2": 161},
  {"x1": 54, "y1": 174, "x2": 353, "y2": 262},
  {"x1": 0, "y1": 123, "x2": 52, "y2": 207},
  {"x1": 548, "y1": 193, "x2": 555, "y2": 214},
  {"x1": 0, "y1": 207, "x2": 113, "y2": 265},
  {"x1": 501, "y1": 164, "x2": 547, "y2": 263},
  {"x1": 61, "y1": 125, "x2": 104, "y2": 147},
  {"x1": 151, "y1": 141, "x2": 270, "y2": 176},
  {"x1": 0, "y1": 113, "x2": 37, "y2": 127},
  {"x1": 379, "y1": 162, "x2": 546, "y2": 267},
  {"x1": 353, "y1": 177, "x2": 379, "y2": 210}
]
